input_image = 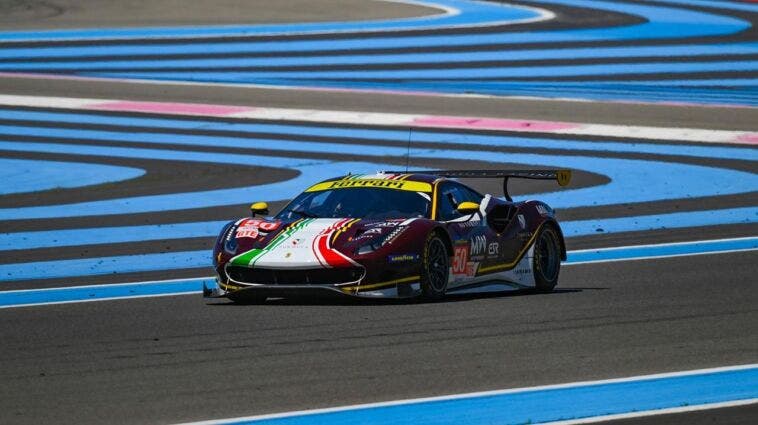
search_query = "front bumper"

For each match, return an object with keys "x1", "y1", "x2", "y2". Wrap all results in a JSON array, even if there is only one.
[{"x1": 204, "y1": 276, "x2": 421, "y2": 300}]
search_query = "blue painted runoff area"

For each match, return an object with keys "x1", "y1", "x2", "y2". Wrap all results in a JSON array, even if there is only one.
[
  {"x1": 567, "y1": 237, "x2": 758, "y2": 263},
  {"x1": 85, "y1": 60, "x2": 758, "y2": 81},
  {"x1": 0, "y1": 250, "x2": 209, "y2": 282},
  {"x1": 0, "y1": 221, "x2": 229, "y2": 251},
  {"x1": 0, "y1": 131, "x2": 756, "y2": 217},
  {"x1": 653, "y1": 0, "x2": 758, "y2": 13},
  {"x1": 299, "y1": 79, "x2": 758, "y2": 107},
  {"x1": 560, "y1": 207, "x2": 758, "y2": 237},
  {"x1": 0, "y1": 0, "x2": 540, "y2": 41},
  {"x1": 0, "y1": 158, "x2": 144, "y2": 195},
  {"x1": 0, "y1": 278, "x2": 212, "y2": 308},
  {"x1": 0, "y1": 0, "x2": 750, "y2": 105},
  {"x1": 0, "y1": 0, "x2": 746, "y2": 54},
  {"x1": 2, "y1": 42, "x2": 756, "y2": 71},
  {"x1": 162, "y1": 367, "x2": 758, "y2": 424},
  {"x1": 0, "y1": 142, "x2": 400, "y2": 219},
  {"x1": 2, "y1": 207, "x2": 756, "y2": 251}
]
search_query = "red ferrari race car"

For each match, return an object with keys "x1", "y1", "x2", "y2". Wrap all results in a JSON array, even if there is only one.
[{"x1": 205, "y1": 169, "x2": 571, "y2": 303}]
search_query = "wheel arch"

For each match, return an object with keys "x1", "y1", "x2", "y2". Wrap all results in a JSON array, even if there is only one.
[
  {"x1": 431, "y1": 226, "x2": 454, "y2": 257},
  {"x1": 542, "y1": 218, "x2": 567, "y2": 261}
]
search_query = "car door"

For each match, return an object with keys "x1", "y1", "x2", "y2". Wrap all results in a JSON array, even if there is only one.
[{"x1": 436, "y1": 181, "x2": 500, "y2": 287}]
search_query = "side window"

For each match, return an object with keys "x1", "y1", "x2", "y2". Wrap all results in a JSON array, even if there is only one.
[
  {"x1": 459, "y1": 185, "x2": 484, "y2": 204},
  {"x1": 436, "y1": 182, "x2": 482, "y2": 221}
]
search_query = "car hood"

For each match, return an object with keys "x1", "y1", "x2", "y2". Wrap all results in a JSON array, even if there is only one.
[
  {"x1": 227, "y1": 217, "x2": 416, "y2": 269},
  {"x1": 226, "y1": 218, "x2": 370, "y2": 269}
]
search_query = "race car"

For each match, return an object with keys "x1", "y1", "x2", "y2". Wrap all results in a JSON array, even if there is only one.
[{"x1": 205, "y1": 169, "x2": 571, "y2": 303}]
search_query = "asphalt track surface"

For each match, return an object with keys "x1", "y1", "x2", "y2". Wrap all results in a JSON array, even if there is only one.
[{"x1": 0, "y1": 1, "x2": 756, "y2": 424}]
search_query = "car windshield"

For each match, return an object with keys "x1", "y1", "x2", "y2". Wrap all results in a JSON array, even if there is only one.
[{"x1": 276, "y1": 187, "x2": 431, "y2": 220}]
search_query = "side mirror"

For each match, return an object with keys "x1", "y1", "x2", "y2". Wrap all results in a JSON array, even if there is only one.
[
  {"x1": 456, "y1": 201, "x2": 480, "y2": 215},
  {"x1": 250, "y1": 202, "x2": 269, "y2": 217}
]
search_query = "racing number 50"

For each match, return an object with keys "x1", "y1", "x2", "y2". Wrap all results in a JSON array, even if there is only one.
[{"x1": 452, "y1": 245, "x2": 468, "y2": 274}]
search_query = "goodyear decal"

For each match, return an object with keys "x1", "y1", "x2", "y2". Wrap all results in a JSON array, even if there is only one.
[
  {"x1": 305, "y1": 179, "x2": 432, "y2": 193},
  {"x1": 387, "y1": 253, "x2": 420, "y2": 263}
]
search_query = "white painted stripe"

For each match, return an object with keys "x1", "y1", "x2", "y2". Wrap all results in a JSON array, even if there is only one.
[
  {"x1": 544, "y1": 398, "x2": 758, "y2": 425},
  {"x1": 554, "y1": 123, "x2": 754, "y2": 144},
  {"x1": 0, "y1": 94, "x2": 753, "y2": 144},
  {"x1": 176, "y1": 364, "x2": 758, "y2": 425}
]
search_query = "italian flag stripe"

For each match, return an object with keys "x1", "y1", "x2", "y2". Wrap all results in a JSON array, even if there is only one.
[{"x1": 230, "y1": 218, "x2": 312, "y2": 266}]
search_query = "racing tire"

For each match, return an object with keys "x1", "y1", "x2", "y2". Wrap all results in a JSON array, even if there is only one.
[
  {"x1": 533, "y1": 223, "x2": 561, "y2": 292},
  {"x1": 420, "y1": 233, "x2": 450, "y2": 301}
]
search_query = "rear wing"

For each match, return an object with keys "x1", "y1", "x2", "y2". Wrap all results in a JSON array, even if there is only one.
[{"x1": 382, "y1": 169, "x2": 571, "y2": 201}]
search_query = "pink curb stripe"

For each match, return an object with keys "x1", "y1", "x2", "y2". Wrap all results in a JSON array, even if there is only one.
[
  {"x1": 91, "y1": 100, "x2": 253, "y2": 116},
  {"x1": 412, "y1": 116, "x2": 580, "y2": 132},
  {"x1": 735, "y1": 133, "x2": 758, "y2": 145},
  {"x1": 0, "y1": 93, "x2": 751, "y2": 146}
]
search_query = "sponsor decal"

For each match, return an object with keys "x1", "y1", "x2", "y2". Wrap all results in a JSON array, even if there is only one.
[
  {"x1": 517, "y1": 231, "x2": 532, "y2": 241},
  {"x1": 488, "y1": 242, "x2": 499, "y2": 257},
  {"x1": 470, "y1": 235, "x2": 487, "y2": 257},
  {"x1": 517, "y1": 214, "x2": 526, "y2": 229},
  {"x1": 235, "y1": 219, "x2": 281, "y2": 239},
  {"x1": 306, "y1": 179, "x2": 432, "y2": 193},
  {"x1": 452, "y1": 242, "x2": 469, "y2": 275},
  {"x1": 461, "y1": 219, "x2": 482, "y2": 227},
  {"x1": 465, "y1": 262, "x2": 478, "y2": 277},
  {"x1": 258, "y1": 221, "x2": 281, "y2": 232},
  {"x1": 353, "y1": 227, "x2": 385, "y2": 241},
  {"x1": 387, "y1": 253, "x2": 420, "y2": 263},
  {"x1": 513, "y1": 266, "x2": 531, "y2": 276},
  {"x1": 366, "y1": 220, "x2": 402, "y2": 228},
  {"x1": 536, "y1": 205, "x2": 550, "y2": 216},
  {"x1": 236, "y1": 226, "x2": 258, "y2": 239}
]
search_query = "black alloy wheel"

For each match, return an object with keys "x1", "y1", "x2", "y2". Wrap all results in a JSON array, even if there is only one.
[
  {"x1": 533, "y1": 224, "x2": 561, "y2": 292},
  {"x1": 421, "y1": 234, "x2": 450, "y2": 300}
]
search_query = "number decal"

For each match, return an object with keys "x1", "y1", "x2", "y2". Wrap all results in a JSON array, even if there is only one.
[{"x1": 452, "y1": 244, "x2": 468, "y2": 274}]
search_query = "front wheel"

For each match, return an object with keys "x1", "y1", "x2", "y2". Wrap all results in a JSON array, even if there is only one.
[
  {"x1": 420, "y1": 234, "x2": 450, "y2": 300},
  {"x1": 533, "y1": 224, "x2": 561, "y2": 292}
]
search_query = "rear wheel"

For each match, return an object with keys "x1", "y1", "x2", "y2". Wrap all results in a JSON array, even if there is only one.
[
  {"x1": 420, "y1": 234, "x2": 450, "y2": 300},
  {"x1": 533, "y1": 224, "x2": 561, "y2": 292}
]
